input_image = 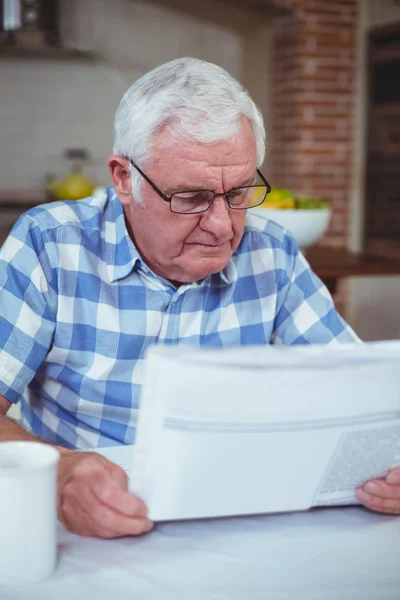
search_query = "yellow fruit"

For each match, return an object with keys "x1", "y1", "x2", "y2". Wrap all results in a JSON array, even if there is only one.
[
  {"x1": 260, "y1": 198, "x2": 295, "y2": 209},
  {"x1": 48, "y1": 172, "x2": 95, "y2": 201}
]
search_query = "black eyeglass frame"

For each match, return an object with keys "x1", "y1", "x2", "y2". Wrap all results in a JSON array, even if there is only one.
[{"x1": 123, "y1": 156, "x2": 272, "y2": 214}]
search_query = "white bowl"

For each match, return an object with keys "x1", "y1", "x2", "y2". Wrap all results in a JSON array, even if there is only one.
[{"x1": 251, "y1": 208, "x2": 332, "y2": 248}]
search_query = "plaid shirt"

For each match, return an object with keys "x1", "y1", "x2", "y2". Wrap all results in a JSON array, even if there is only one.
[{"x1": 0, "y1": 188, "x2": 358, "y2": 449}]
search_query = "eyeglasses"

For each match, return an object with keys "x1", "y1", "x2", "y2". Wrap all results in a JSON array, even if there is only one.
[{"x1": 123, "y1": 156, "x2": 271, "y2": 215}]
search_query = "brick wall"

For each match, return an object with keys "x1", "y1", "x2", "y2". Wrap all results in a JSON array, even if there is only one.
[{"x1": 270, "y1": 0, "x2": 358, "y2": 247}]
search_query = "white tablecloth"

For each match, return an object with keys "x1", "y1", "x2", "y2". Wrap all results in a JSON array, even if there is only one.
[{"x1": 3, "y1": 445, "x2": 400, "y2": 600}]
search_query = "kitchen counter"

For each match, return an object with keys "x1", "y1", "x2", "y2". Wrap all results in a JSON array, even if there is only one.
[
  {"x1": 0, "y1": 190, "x2": 47, "y2": 242},
  {"x1": 0, "y1": 190, "x2": 47, "y2": 208},
  {"x1": 306, "y1": 246, "x2": 400, "y2": 295}
]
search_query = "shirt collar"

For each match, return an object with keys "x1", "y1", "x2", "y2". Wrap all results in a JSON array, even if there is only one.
[
  {"x1": 219, "y1": 258, "x2": 237, "y2": 285},
  {"x1": 104, "y1": 188, "x2": 146, "y2": 283}
]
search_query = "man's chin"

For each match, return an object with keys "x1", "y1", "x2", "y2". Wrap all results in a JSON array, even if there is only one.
[{"x1": 180, "y1": 256, "x2": 230, "y2": 283}]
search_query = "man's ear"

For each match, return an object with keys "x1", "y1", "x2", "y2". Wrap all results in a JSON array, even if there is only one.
[{"x1": 108, "y1": 155, "x2": 133, "y2": 207}]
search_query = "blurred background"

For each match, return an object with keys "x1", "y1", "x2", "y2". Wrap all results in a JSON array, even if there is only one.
[{"x1": 0, "y1": 0, "x2": 399, "y2": 340}]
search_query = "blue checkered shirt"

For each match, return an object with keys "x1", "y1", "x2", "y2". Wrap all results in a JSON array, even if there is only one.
[{"x1": 0, "y1": 187, "x2": 358, "y2": 448}]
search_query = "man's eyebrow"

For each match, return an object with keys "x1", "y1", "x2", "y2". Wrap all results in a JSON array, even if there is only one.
[
  {"x1": 166, "y1": 185, "x2": 209, "y2": 194},
  {"x1": 231, "y1": 176, "x2": 256, "y2": 188},
  {"x1": 167, "y1": 175, "x2": 256, "y2": 194}
]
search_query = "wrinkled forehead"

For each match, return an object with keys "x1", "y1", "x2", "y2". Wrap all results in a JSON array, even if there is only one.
[{"x1": 149, "y1": 117, "x2": 257, "y2": 171}]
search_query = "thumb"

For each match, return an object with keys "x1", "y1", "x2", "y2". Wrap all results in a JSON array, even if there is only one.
[
  {"x1": 107, "y1": 460, "x2": 130, "y2": 490},
  {"x1": 386, "y1": 467, "x2": 400, "y2": 485}
]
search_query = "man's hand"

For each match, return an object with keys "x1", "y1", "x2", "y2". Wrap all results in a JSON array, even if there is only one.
[
  {"x1": 356, "y1": 467, "x2": 400, "y2": 515},
  {"x1": 58, "y1": 451, "x2": 153, "y2": 538}
]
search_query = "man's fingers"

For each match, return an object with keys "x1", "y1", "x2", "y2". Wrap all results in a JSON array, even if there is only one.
[
  {"x1": 108, "y1": 461, "x2": 130, "y2": 487},
  {"x1": 87, "y1": 488, "x2": 153, "y2": 536},
  {"x1": 61, "y1": 496, "x2": 99, "y2": 537},
  {"x1": 386, "y1": 467, "x2": 400, "y2": 485},
  {"x1": 362, "y1": 479, "x2": 400, "y2": 500},
  {"x1": 62, "y1": 491, "x2": 153, "y2": 538},
  {"x1": 356, "y1": 488, "x2": 400, "y2": 515},
  {"x1": 90, "y1": 468, "x2": 148, "y2": 517},
  {"x1": 59, "y1": 454, "x2": 153, "y2": 538}
]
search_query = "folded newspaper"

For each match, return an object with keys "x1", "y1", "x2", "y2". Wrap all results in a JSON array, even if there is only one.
[{"x1": 130, "y1": 341, "x2": 400, "y2": 521}]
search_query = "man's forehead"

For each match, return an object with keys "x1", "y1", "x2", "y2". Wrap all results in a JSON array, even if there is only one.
[
  {"x1": 152, "y1": 156, "x2": 255, "y2": 193},
  {"x1": 149, "y1": 123, "x2": 257, "y2": 187},
  {"x1": 151, "y1": 119, "x2": 256, "y2": 166}
]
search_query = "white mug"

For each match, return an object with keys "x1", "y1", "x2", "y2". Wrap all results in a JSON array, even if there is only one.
[{"x1": 0, "y1": 441, "x2": 60, "y2": 585}]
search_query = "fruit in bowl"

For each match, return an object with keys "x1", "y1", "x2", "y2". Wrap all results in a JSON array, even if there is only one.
[{"x1": 251, "y1": 188, "x2": 332, "y2": 249}]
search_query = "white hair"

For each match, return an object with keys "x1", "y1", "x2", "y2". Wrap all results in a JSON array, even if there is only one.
[{"x1": 113, "y1": 57, "x2": 266, "y2": 203}]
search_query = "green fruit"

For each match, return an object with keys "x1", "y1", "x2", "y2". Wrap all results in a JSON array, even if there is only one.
[
  {"x1": 294, "y1": 195, "x2": 330, "y2": 210},
  {"x1": 265, "y1": 187, "x2": 329, "y2": 210}
]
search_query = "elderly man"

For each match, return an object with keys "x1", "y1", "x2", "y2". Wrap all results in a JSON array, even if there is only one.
[{"x1": 0, "y1": 58, "x2": 399, "y2": 538}]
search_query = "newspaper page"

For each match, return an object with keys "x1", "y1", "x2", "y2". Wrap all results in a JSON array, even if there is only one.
[{"x1": 130, "y1": 341, "x2": 400, "y2": 521}]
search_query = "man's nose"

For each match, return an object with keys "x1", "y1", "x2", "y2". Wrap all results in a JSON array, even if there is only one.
[{"x1": 199, "y1": 196, "x2": 233, "y2": 239}]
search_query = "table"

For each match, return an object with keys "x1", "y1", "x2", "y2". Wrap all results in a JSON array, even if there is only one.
[
  {"x1": 307, "y1": 246, "x2": 400, "y2": 295},
  {"x1": 3, "y1": 445, "x2": 400, "y2": 600}
]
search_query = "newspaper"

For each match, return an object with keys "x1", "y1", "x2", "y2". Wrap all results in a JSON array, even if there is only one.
[{"x1": 129, "y1": 341, "x2": 400, "y2": 521}]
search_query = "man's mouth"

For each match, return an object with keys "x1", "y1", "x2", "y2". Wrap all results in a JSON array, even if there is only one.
[{"x1": 187, "y1": 242, "x2": 227, "y2": 248}]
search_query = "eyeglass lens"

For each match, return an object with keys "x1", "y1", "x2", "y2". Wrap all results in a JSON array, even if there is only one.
[{"x1": 170, "y1": 185, "x2": 269, "y2": 214}]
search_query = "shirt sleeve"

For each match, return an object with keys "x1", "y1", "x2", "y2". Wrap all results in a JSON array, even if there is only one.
[
  {"x1": 0, "y1": 215, "x2": 57, "y2": 403},
  {"x1": 272, "y1": 239, "x2": 360, "y2": 346}
]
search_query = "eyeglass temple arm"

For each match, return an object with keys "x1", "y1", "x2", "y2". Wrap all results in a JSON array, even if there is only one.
[
  {"x1": 123, "y1": 157, "x2": 170, "y2": 202},
  {"x1": 256, "y1": 169, "x2": 271, "y2": 193}
]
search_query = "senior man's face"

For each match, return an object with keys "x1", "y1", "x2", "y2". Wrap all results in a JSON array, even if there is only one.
[{"x1": 110, "y1": 119, "x2": 257, "y2": 284}]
